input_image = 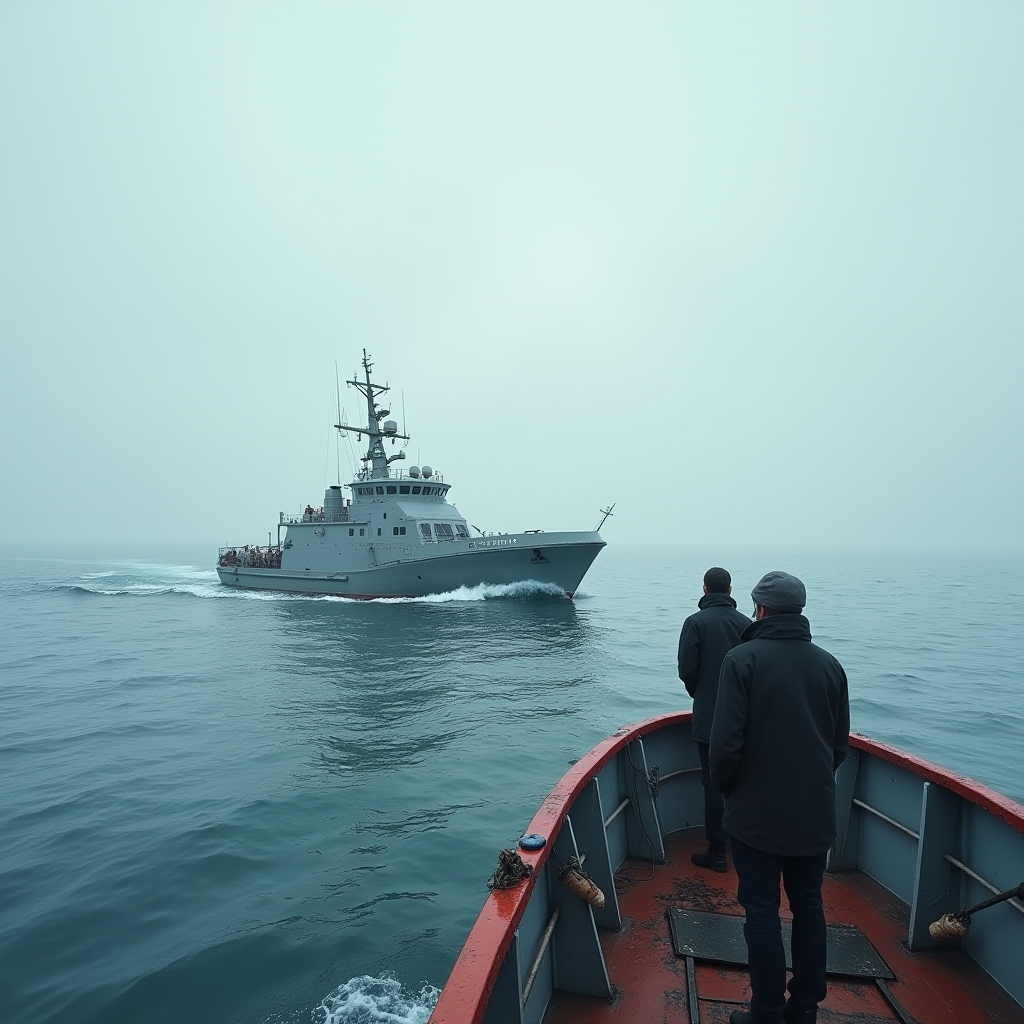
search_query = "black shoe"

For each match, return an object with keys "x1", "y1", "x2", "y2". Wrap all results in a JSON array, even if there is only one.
[
  {"x1": 783, "y1": 1000, "x2": 817, "y2": 1023},
  {"x1": 730, "y1": 1011, "x2": 783, "y2": 1024},
  {"x1": 691, "y1": 848, "x2": 728, "y2": 873}
]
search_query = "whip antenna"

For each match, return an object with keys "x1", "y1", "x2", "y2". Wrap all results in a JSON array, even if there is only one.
[{"x1": 335, "y1": 361, "x2": 343, "y2": 483}]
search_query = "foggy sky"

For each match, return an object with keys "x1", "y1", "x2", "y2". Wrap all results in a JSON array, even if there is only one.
[{"x1": 2, "y1": 2, "x2": 1021, "y2": 552}]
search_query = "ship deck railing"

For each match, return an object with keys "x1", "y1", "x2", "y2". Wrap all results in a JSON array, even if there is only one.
[
  {"x1": 278, "y1": 510, "x2": 352, "y2": 525},
  {"x1": 353, "y1": 468, "x2": 444, "y2": 483}
]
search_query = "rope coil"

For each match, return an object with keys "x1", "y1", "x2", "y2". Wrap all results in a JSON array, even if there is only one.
[{"x1": 487, "y1": 849, "x2": 534, "y2": 890}]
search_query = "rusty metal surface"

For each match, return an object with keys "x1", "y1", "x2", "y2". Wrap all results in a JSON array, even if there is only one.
[{"x1": 545, "y1": 829, "x2": 1024, "y2": 1024}]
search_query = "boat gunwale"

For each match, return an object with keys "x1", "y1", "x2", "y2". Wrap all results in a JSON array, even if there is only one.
[
  {"x1": 848, "y1": 732, "x2": 1024, "y2": 830},
  {"x1": 428, "y1": 710, "x2": 687, "y2": 1023},
  {"x1": 428, "y1": 711, "x2": 1024, "y2": 1024}
]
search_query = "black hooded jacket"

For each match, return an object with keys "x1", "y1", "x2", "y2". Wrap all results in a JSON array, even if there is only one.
[
  {"x1": 678, "y1": 592, "x2": 752, "y2": 744},
  {"x1": 709, "y1": 614, "x2": 850, "y2": 857}
]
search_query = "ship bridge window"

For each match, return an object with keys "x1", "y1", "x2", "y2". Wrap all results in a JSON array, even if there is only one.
[
  {"x1": 376, "y1": 486, "x2": 385, "y2": 495},
  {"x1": 434, "y1": 523, "x2": 454, "y2": 538},
  {"x1": 419, "y1": 523, "x2": 432, "y2": 539},
  {"x1": 412, "y1": 486, "x2": 421, "y2": 494},
  {"x1": 386, "y1": 485, "x2": 397, "y2": 494},
  {"x1": 399, "y1": 485, "x2": 410, "y2": 494},
  {"x1": 455, "y1": 524, "x2": 469, "y2": 538}
]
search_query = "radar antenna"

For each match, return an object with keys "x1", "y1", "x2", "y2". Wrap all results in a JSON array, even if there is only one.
[
  {"x1": 335, "y1": 360, "x2": 343, "y2": 484},
  {"x1": 335, "y1": 349, "x2": 411, "y2": 479}
]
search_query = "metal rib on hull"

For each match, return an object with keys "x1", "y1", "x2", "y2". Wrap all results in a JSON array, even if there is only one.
[{"x1": 216, "y1": 537, "x2": 605, "y2": 599}]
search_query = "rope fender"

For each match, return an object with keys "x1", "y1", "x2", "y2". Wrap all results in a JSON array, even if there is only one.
[
  {"x1": 558, "y1": 856, "x2": 606, "y2": 910},
  {"x1": 929, "y1": 880, "x2": 1024, "y2": 941}
]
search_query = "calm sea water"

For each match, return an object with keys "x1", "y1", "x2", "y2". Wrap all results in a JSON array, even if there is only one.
[{"x1": 2, "y1": 544, "x2": 1022, "y2": 1024}]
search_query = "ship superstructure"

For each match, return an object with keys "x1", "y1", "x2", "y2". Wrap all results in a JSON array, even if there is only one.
[{"x1": 216, "y1": 351, "x2": 606, "y2": 598}]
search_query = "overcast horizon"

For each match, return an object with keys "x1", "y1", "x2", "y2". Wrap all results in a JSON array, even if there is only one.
[{"x1": 2, "y1": 2, "x2": 1021, "y2": 554}]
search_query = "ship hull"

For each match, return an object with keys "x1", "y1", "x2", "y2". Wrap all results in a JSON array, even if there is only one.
[{"x1": 216, "y1": 533, "x2": 605, "y2": 599}]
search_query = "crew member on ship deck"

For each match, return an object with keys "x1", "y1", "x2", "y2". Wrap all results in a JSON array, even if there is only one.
[{"x1": 710, "y1": 571, "x2": 850, "y2": 1024}]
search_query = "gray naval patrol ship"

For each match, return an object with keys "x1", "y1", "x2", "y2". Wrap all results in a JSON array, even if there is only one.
[{"x1": 217, "y1": 352, "x2": 607, "y2": 599}]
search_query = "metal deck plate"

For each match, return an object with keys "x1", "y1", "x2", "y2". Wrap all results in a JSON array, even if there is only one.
[{"x1": 667, "y1": 909, "x2": 895, "y2": 980}]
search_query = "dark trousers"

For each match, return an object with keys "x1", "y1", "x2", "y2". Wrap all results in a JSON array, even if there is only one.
[
  {"x1": 730, "y1": 836, "x2": 828, "y2": 1019},
  {"x1": 696, "y1": 742, "x2": 727, "y2": 855}
]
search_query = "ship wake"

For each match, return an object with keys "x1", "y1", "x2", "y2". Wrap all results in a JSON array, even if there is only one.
[
  {"x1": 57, "y1": 566, "x2": 572, "y2": 603},
  {"x1": 57, "y1": 563, "x2": 296, "y2": 601}
]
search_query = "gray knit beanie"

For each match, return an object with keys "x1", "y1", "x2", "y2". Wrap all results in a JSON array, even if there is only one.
[{"x1": 751, "y1": 571, "x2": 806, "y2": 613}]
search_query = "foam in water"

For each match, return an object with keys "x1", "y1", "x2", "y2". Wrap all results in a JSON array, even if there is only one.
[
  {"x1": 358, "y1": 579, "x2": 569, "y2": 604},
  {"x1": 317, "y1": 974, "x2": 439, "y2": 1024},
  {"x1": 65, "y1": 563, "x2": 571, "y2": 604}
]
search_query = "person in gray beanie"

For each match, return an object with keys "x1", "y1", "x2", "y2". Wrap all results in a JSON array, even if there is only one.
[{"x1": 710, "y1": 571, "x2": 850, "y2": 1024}]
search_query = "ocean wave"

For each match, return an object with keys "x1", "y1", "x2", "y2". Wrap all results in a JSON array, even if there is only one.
[{"x1": 317, "y1": 974, "x2": 438, "y2": 1024}]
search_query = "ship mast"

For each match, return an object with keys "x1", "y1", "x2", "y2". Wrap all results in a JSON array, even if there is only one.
[{"x1": 335, "y1": 350, "x2": 410, "y2": 479}]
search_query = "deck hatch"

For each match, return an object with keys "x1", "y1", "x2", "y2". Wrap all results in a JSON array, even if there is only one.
[{"x1": 667, "y1": 908, "x2": 895, "y2": 980}]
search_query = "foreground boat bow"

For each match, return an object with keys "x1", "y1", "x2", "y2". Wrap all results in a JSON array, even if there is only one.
[{"x1": 429, "y1": 712, "x2": 1024, "y2": 1024}]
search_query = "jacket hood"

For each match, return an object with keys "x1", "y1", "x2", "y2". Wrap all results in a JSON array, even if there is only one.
[
  {"x1": 741, "y1": 613, "x2": 812, "y2": 643},
  {"x1": 698, "y1": 592, "x2": 738, "y2": 611}
]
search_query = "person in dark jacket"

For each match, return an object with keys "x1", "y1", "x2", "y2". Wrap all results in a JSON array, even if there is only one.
[
  {"x1": 710, "y1": 571, "x2": 850, "y2": 1024},
  {"x1": 678, "y1": 566, "x2": 751, "y2": 872}
]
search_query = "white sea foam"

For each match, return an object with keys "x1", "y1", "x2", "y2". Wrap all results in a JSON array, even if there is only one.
[
  {"x1": 317, "y1": 974, "x2": 439, "y2": 1024},
  {"x1": 69, "y1": 565, "x2": 570, "y2": 604},
  {"x1": 68, "y1": 563, "x2": 303, "y2": 601},
  {"x1": 361, "y1": 579, "x2": 568, "y2": 604}
]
